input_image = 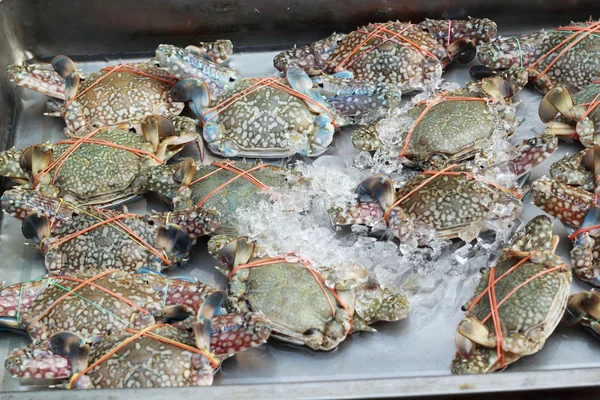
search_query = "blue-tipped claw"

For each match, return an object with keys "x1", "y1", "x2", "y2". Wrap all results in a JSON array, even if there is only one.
[
  {"x1": 286, "y1": 64, "x2": 313, "y2": 94},
  {"x1": 171, "y1": 78, "x2": 210, "y2": 120},
  {"x1": 332, "y1": 70, "x2": 354, "y2": 79},
  {"x1": 202, "y1": 122, "x2": 224, "y2": 143}
]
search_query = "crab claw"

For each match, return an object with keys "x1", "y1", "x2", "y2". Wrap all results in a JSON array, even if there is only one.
[
  {"x1": 20, "y1": 145, "x2": 53, "y2": 178},
  {"x1": 565, "y1": 290, "x2": 600, "y2": 325},
  {"x1": 580, "y1": 145, "x2": 600, "y2": 181},
  {"x1": 355, "y1": 175, "x2": 395, "y2": 211},
  {"x1": 455, "y1": 326, "x2": 476, "y2": 359},
  {"x1": 22, "y1": 212, "x2": 51, "y2": 241},
  {"x1": 141, "y1": 115, "x2": 177, "y2": 152},
  {"x1": 194, "y1": 291, "x2": 226, "y2": 351},
  {"x1": 481, "y1": 77, "x2": 516, "y2": 101},
  {"x1": 173, "y1": 159, "x2": 197, "y2": 186},
  {"x1": 51, "y1": 55, "x2": 80, "y2": 101},
  {"x1": 539, "y1": 87, "x2": 581, "y2": 122},
  {"x1": 447, "y1": 39, "x2": 477, "y2": 64},
  {"x1": 457, "y1": 317, "x2": 496, "y2": 348},
  {"x1": 171, "y1": 78, "x2": 210, "y2": 120},
  {"x1": 286, "y1": 64, "x2": 314, "y2": 94},
  {"x1": 310, "y1": 113, "x2": 335, "y2": 155},
  {"x1": 156, "y1": 223, "x2": 192, "y2": 259},
  {"x1": 219, "y1": 236, "x2": 255, "y2": 268},
  {"x1": 48, "y1": 331, "x2": 90, "y2": 376}
]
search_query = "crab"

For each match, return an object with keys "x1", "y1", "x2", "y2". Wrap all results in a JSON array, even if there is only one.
[
  {"x1": 539, "y1": 83, "x2": 600, "y2": 147},
  {"x1": 531, "y1": 177, "x2": 600, "y2": 286},
  {"x1": 474, "y1": 21, "x2": 600, "y2": 94},
  {"x1": 154, "y1": 43, "x2": 240, "y2": 101},
  {"x1": 170, "y1": 65, "x2": 347, "y2": 158},
  {"x1": 451, "y1": 215, "x2": 572, "y2": 374},
  {"x1": 563, "y1": 289, "x2": 600, "y2": 339},
  {"x1": 1, "y1": 189, "x2": 220, "y2": 275},
  {"x1": 274, "y1": 18, "x2": 497, "y2": 92},
  {"x1": 0, "y1": 116, "x2": 198, "y2": 207},
  {"x1": 5, "y1": 292, "x2": 272, "y2": 388},
  {"x1": 134, "y1": 159, "x2": 295, "y2": 230},
  {"x1": 207, "y1": 235, "x2": 409, "y2": 351},
  {"x1": 0, "y1": 269, "x2": 225, "y2": 343},
  {"x1": 8, "y1": 41, "x2": 236, "y2": 137},
  {"x1": 331, "y1": 134, "x2": 557, "y2": 242},
  {"x1": 351, "y1": 69, "x2": 530, "y2": 168}
]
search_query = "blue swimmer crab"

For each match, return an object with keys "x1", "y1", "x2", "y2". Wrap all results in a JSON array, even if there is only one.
[
  {"x1": 171, "y1": 65, "x2": 347, "y2": 157},
  {"x1": 274, "y1": 18, "x2": 497, "y2": 92},
  {"x1": 5, "y1": 292, "x2": 271, "y2": 388},
  {"x1": 352, "y1": 69, "x2": 532, "y2": 168},
  {"x1": 207, "y1": 235, "x2": 409, "y2": 351},
  {"x1": 475, "y1": 21, "x2": 600, "y2": 94},
  {"x1": 0, "y1": 116, "x2": 197, "y2": 206},
  {"x1": 331, "y1": 135, "x2": 556, "y2": 242},
  {"x1": 1, "y1": 189, "x2": 220, "y2": 275},
  {"x1": 451, "y1": 216, "x2": 571, "y2": 374}
]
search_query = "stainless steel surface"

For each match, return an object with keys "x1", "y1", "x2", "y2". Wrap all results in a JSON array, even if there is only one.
[{"x1": 1, "y1": 0, "x2": 600, "y2": 397}]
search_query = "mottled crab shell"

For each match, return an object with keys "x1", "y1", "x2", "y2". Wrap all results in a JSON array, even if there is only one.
[
  {"x1": 63, "y1": 63, "x2": 184, "y2": 134},
  {"x1": 0, "y1": 270, "x2": 221, "y2": 342},
  {"x1": 451, "y1": 216, "x2": 572, "y2": 374},
  {"x1": 477, "y1": 22, "x2": 600, "y2": 93},
  {"x1": 139, "y1": 161, "x2": 293, "y2": 220},
  {"x1": 322, "y1": 22, "x2": 447, "y2": 91},
  {"x1": 205, "y1": 78, "x2": 340, "y2": 157},
  {"x1": 353, "y1": 92, "x2": 515, "y2": 163},
  {"x1": 40, "y1": 129, "x2": 161, "y2": 205},
  {"x1": 229, "y1": 262, "x2": 353, "y2": 351},
  {"x1": 78, "y1": 325, "x2": 216, "y2": 388},
  {"x1": 396, "y1": 173, "x2": 522, "y2": 238},
  {"x1": 38, "y1": 211, "x2": 190, "y2": 275},
  {"x1": 5, "y1": 312, "x2": 273, "y2": 388}
]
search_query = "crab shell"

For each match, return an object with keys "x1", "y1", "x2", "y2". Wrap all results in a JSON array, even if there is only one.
[
  {"x1": 352, "y1": 69, "x2": 529, "y2": 166},
  {"x1": 5, "y1": 312, "x2": 272, "y2": 388},
  {"x1": 201, "y1": 77, "x2": 344, "y2": 158},
  {"x1": 477, "y1": 22, "x2": 600, "y2": 94},
  {"x1": 451, "y1": 216, "x2": 572, "y2": 374},
  {"x1": 215, "y1": 237, "x2": 409, "y2": 351},
  {"x1": 135, "y1": 160, "x2": 295, "y2": 221},
  {"x1": 23, "y1": 205, "x2": 218, "y2": 275},
  {"x1": 274, "y1": 19, "x2": 497, "y2": 92},
  {"x1": 0, "y1": 123, "x2": 198, "y2": 207},
  {"x1": 331, "y1": 171, "x2": 523, "y2": 242},
  {"x1": 0, "y1": 270, "x2": 222, "y2": 343},
  {"x1": 549, "y1": 149, "x2": 594, "y2": 190}
]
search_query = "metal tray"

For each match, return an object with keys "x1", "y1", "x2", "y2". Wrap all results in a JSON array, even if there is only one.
[{"x1": 2, "y1": 1, "x2": 600, "y2": 398}]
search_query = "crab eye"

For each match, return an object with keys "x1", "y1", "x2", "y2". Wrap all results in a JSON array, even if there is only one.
[
  {"x1": 318, "y1": 82, "x2": 324, "y2": 88},
  {"x1": 229, "y1": 76, "x2": 236, "y2": 82}
]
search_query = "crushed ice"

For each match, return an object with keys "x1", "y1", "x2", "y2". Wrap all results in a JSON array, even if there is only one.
[{"x1": 228, "y1": 154, "x2": 520, "y2": 329}]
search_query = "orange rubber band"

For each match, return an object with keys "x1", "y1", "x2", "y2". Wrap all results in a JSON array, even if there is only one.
[
  {"x1": 67, "y1": 323, "x2": 219, "y2": 389},
  {"x1": 229, "y1": 254, "x2": 354, "y2": 332},
  {"x1": 579, "y1": 92, "x2": 600, "y2": 121},
  {"x1": 569, "y1": 223, "x2": 600, "y2": 240},
  {"x1": 195, "y1": 164, "x2": 272, "y2": 209}
]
